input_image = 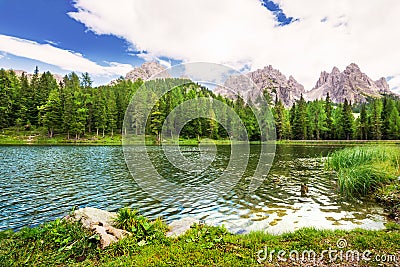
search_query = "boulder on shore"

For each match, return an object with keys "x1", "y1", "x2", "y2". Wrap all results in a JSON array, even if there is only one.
[
  {"x1": 68, "y1": 207, "x2": 130, "y2": 248},
  {"x1": 68, "y1": 207, "x2": 205, "y2": 247}
]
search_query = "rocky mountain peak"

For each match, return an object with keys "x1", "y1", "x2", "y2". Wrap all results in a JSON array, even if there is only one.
[
  {"x1": 125, "y1": 61, "x2": 169, "y2": 81},
  {"x1": 345, "y1": 63, "x2": 361, "y2": 73},
  {"x1": 331, "y1": 66, "x2": 340, "y2": 74},
  {"x1": 375, "y1": 77, "x2": 390, "y2": 93},
  {"x1": 214, "y1": 65, "x2": 305, "y2": 107},
  {"x1": 306, "y1": 63, "x2": 392, "y2": 103}
]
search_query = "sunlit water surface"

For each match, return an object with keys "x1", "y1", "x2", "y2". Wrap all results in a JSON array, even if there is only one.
[{"x1": 0, "y1": 145, "x2": 387, "y2": 232}]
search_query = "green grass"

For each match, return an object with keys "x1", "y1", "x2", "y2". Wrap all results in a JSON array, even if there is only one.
[
  {"x1": 277, "y1": 139, "x2": 400, "y2": 146},
  {"x1": 113, "y1": 208, "x2": 168, "y2": 245},
  {"x1": 326, "y1": 146, "x2": 400, "y2": 198},
  {"x1": 1, "y1": 215, "x2": 400, "y2": 266},
  {"x1": 0, "y1": 127, "x2": 122, "y2": 145}
]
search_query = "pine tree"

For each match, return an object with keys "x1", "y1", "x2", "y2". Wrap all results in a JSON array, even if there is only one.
[
  {"x1": 292, "y1": 94, "x2": 307, "y2": 140},
  {"x1": 273, "y1": 96, "x2": 285, "y2": 140},
  {"x1": 106, "y1": 89, "x2": 118, "y2": 137},
  {"x1": 28, "y1": 66, "x2": 40, "y2": 125},
  {"x1": 38, "y1": 87, "x2": 62, "y2": 137},
  {"x1": 0, "y1": 69, "x2": 13, "y2": 129},
  {"x1": 62, "y1": 73, "x2": 81, "y2": 139},
  {"x1": 383, "y1": 98, "x2": 400, "y2": 139},
  {"x1": 341, "y1": 99, "x2": 354, "y2": 140},
  {"x1": 369, "y1": 99, "x2": 382, "y2": 140},
  {"x1": 80, "y1": 72, "x2": 93, "y2": 88},
  {"x1": 324, "y1": 93, "x2": 334, "y2": 139},
  {"x1": 359, "y1": 104, "x2": 368, "y2": 139},
  {"x1": 18, "y1": 73, "x2": 30, "y2": 126},
  {"x1": 36, "y1": 71, "x2": 58, "y2": 126},
  {"x1": 149, "y1": 100, "x2": 164, "y2": 143}
]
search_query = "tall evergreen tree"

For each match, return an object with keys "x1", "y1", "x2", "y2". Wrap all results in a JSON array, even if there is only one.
[
  {"x1": 0, "y1": 69, "x2": 13, "y2": 129},
  {"x1": 107, "y1": 89, "x2": 118, "y2": 137},
  {"x1": 38, "y1": 87, "x2": 62, "y2": 137},
  {"x1": 358, "y1": 103, "x2": 368, "y2": 139},
  {"x1": 324, "y1": 93, "x2": 334, "y2": 139},
  {"x1": 292, "y1": 94, "x2": 308, "y2": 140},
  {"x1": 369, "y1": 99, "x2": 382, "y2": 140},
  {"x1": 273, "y1": 96, "x2": 285, "y2": 140},
  {"x1": 341, "y1": 99, "x2": 354, "y2": 140},
  {"x1": 382, "y1": 97, "x2": 400, "y2": 139}
]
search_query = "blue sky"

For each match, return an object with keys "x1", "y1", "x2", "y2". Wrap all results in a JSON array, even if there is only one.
[
  {"x1": 0, "y1": 0, "x2": 143, "y2": 84},
  {"x1": 0, "y1": 0, "x2": 399, "y2": 91},
  {"x1": 0, "y1": 0, "x2": 289, "y2": 85}
]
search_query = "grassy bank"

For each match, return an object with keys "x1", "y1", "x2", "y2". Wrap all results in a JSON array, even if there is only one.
[
  {"x1": 1, "y1": 209, "x2": 400, "y2": 266},
  {"x1": 3, "y1": 126, "x2": 400, "y2": 146},
  {"x1": 0, "y1": 127, "x2": 122, "y2": 145},
  {"x1": 277, "y1": 139, "x2": 400, "y2": 146},
  {"x1": 326, "y1": 145, "x2": 400, "y2": 220}
]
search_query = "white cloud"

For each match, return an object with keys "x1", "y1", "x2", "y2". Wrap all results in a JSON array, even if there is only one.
[
  {"x1": 136, "y1": 52, "x2": 171, "y2": 68},
  {"x1": 44, "y1": 40, "x2": 60, "y2": 46},
  {"x1": 0, "y1": 34, "x2": 132, "y2": 77},
  {"x1": 68, "y1": 0, "x2": 400, "y2": 91},
  {"x1": 388, "y1": 75, "x2": 400, "y2": 94}
]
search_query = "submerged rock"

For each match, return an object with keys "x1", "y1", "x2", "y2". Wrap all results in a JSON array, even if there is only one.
[{"x1": 68, "y1": 207, "x2": 130, "y2": 248}]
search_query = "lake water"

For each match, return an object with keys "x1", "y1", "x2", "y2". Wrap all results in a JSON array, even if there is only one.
[{"x1": 0, "y1": 144, "x2": 387, "y2": 233}]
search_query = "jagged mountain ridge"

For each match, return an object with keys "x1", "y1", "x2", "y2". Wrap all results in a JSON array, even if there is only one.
[
  {"x1": 214, "y1": 65, "x2": 305, "y2": 107},
  {"x1": 124, "y1": 62, "x2": 393, "y2": 106},
  {"x1": 306, "y1": 63, "x2": 392, "y2": 104}
]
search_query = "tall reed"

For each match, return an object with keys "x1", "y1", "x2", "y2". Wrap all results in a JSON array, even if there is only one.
[{"x1": 326, "y1": 146, "x2": 400, "y2": 198}]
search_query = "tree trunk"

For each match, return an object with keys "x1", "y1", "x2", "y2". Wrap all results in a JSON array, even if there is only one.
[
  {"x1": 96, "y1": 128, "x2": 99, "y2": 137},
  {"x1": 102, "y1": 128, "x2": 105, "y2": 138}
]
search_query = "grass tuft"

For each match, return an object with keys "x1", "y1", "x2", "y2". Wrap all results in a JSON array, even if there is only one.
[
  {"x1": 326, "y1": 146, "x2": 400, "y2": 198},
  {"x1": 113, "y1": 208, "x2": 168, "y2": 244}
]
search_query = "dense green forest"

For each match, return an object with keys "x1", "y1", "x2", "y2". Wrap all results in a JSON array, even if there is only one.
[{"x1": 0, "y1": 67, "x2": 399, "y2": 141}]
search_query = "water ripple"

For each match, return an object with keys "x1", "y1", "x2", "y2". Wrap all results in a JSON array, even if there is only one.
[{"x1": 0, "y1": 145, "x2": 387, "y2": 233}]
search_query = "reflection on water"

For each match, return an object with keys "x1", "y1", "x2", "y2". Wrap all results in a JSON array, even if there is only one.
[{"x1": 0, "y1": 145, "x2": 387, "y2": 232}]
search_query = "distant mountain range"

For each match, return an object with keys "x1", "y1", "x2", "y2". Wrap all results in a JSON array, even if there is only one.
[
  {"x1": 123, "y1": 62, "x2": 396, "y2": 107},
  {"x1": 11, "y1": 69, "x2": 64, "y2": 85},
  {"x1": 9, "y1": 61, "x2": 396, "y2": 107}
]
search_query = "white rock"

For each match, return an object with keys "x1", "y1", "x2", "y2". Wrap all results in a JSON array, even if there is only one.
[
  {"x1": 166, "y1": 217, "x2": 199, "y2": 238},
  {"x1": 69, "y1": 207, "x2": 130, "y2": 249}
]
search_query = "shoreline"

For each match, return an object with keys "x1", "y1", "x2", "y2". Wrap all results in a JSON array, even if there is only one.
[
  {"x1": 1, "y1": 207, "x2": 399, "y2": 266},
  {"x1": 1, "y1": 136, "x2": 400, "y2": 146}
]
